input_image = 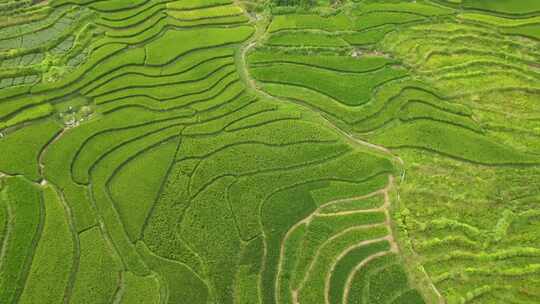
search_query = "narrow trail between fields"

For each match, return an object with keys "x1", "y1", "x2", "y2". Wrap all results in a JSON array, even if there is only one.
[
  {"x1": 324, "y1": 236, "x2": 393, "y2": 304},
  {"x1": 32, "y1": 127, "x2": 86, "y2": 304},
  {"x1": 237, "y1": 11, "x2": 445, "y2": 304},
  {"x1": 289, "y1": 177, "x2": 398, "y2": 304},
  {"x1": 38, "y1": 128, "x2": 67, "y2": 178},
  {"x1": 237, "y1": 16, "x2": 404, "y2": 171},
  {"x1": 341, "y1": 250, "x2": 392, "y2": 303},
  {"x1": 274, "y1": 183, "x2": 391, "y2": 304}
]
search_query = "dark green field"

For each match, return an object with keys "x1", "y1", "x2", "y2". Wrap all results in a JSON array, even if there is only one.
[{"x1": 0, "y1": 0, "x2": 539, "y2": 303}]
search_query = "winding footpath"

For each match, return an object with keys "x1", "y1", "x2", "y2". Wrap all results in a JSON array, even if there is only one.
[{"x1": 236, "y1": 11, "x2": 445, "y2": 304}]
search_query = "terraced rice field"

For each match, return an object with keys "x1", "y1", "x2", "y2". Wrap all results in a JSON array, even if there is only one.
[{"x1": 0, "y1": 0, "x2": 538, "y2": 303}]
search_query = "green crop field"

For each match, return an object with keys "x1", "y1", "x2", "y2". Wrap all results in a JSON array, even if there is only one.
[{"x1": 0, "y1": 0, "x2": 539, "y2": 303}]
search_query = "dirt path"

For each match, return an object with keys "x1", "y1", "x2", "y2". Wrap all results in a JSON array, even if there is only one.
[
  {"x1": 237, "y1": 15, "x2": 405, "y2": 178},
  {"x1": 29, "y1": 127, "x2": 85, "y2": 304},
  {"x1": 295, "y1": 223, "x2": 390, "y2": 293},
  {"x1": 342, "y1": 250, "x2": 392, "y2": 304},
  {"x1": 37, "y1": 128, "x2": 66, "y2": 179},
  {"x1": 275, "y1": 184, "x2": 392, "y2": 303},
  {"x1": 112, "y1": 272, "x2": 125, "y2": 304},
  {"x1": 237, "y1": 11, "x2": 444, "y2": 304},
  {"x1": 324, "y1": 235, "x2": 391, "y2": 304},
  {"x1": 0, "y1": 171, "x2": 16, "y2": 178},
  {"x1": 298, "y1": 178, "x2": 399, "y2": 304},
  {"x1": 276, "y1": 176, "x2": 401, "y2": 304},
  {"x1": 327, "y1": 235, "x2": 396, "y2": 304},
  {"x1": 280, "y1": 175, "x2": 439, "y2": 304}
]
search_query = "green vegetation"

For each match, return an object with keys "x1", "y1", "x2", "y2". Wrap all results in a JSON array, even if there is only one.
[
  {"x1": 250, "y1": 63, "x2": 407, "y2": 106},
  {"x1": 328, "y1": 240, "x2": 390, "y2": 304},
  {"x1": 0, "y1": 0, "x2": 538, "y2": 303},
  {"x1": 69, "y1": 227, "x2": 122, "y2": 304},
  {"x1": 442, "y1": 0, "x2": 540, "y2": 15},
  {"x1": 119, "y1": 272, "x2": 161, "y2": 304},
  {"x1": 109, "y1": 140, "x2": 178, "y2": 241},
  {"x1": 0, "y1": 177, "x2": 42, "y2": 304},
  {"x1": 18, "y1": 186, "x2": 73, "y2": 304},
  {"x1": 246, "y1": 0, "x2": 540, "y2": 303},
  {"x1": 137, "y1": 241, "x2": 209, "y2": 304},
  {"x1": 0, "y1": 120, "x2": 61, "y2": 181}
]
